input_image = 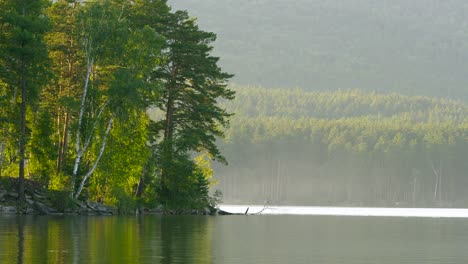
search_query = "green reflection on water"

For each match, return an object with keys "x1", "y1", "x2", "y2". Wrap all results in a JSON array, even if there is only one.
[
  {"x1": 0, "y1": 216, "x2": 213, "y2": 264},
  {"x1": 2, "y1": 215, "x2": 468, "y2": 264}
]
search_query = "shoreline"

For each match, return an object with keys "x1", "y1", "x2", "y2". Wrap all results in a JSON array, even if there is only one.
[{"x1": 1, "y1": 177, "x2": 227, "y2": 216}]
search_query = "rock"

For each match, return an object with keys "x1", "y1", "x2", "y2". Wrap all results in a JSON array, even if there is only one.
[
  {"x1": 96, "y1": 204, "x2": 117, "y2": 215},
  {"x1": 64, "y1": 208, "x2": 76, "y2": 215},
  {"x1": 72, "y1": 201, "x2": 117, "y2": 215},
  {"x1": 78, "y1": 208, "x2": 97, "y2": 216},
  {"x1": 33, "y1": 202, "x2": 50, "y2": 214},
  {"x1": 218, "y1": 209, "x2": 234, "y2": 215},
  {"x1": 7, "y1": 191, "x2": 18, "y2": 199},
  {"x1": 109, "y1": 206, "x2": 117, "y2": 214},
  {"x1": 34, "y1": 201, "x2": 59, "y2": 215},
  {"x1": 0, "y1": 190, "x2": 6, "y2": 200},
  {"x1": 98, "y1": 211, "x2": 113, "y2": 216},
  {"x1": 0, "y1": 206, "x2": 17, "y2": 214},
  {"x1": 49, "y1": 212, "x2": 64, "y2": 216},
  {"x1": 95, "y1": 205, "x2": 107, "y2": 212},
  {"x1": 147, "y1": 208, "x2": 164, "y2": 215},
  {"x1": 73, "y1": 200, "x2": 86, "y2": 209},
  {"x1": 85, "y1": 201, "x2": 97, "y2": 210},
  {"x1": 25, "y1": 207, "x2": 35, "y2": 215},
  {"x1": 32, "y1": 193, "x2": 46, "y2": 200},
  {"x1": 204, "y1": 207, "x2": 211, "y2": 215},
  {"x1": 26, "y1": 198, "x2": 34, "y2": 206}
]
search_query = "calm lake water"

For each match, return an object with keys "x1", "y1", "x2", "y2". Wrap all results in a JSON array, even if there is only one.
[{"x1": 1, "y1": 214, "x2": 468, "y2": 263}]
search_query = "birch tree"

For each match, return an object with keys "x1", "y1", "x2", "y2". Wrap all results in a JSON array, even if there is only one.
[
  {"x1": 70, "y1": 0, "x2": 164, "y2": 199},
  {"x1": 69, "y1": 1, "x2": 119, "y2": 198}
]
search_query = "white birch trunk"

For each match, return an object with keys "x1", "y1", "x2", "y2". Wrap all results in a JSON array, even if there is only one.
[
  {"x1": 74, "y1": 116, "x2": 113, "y2": 199},
  {"x1": 71, "y1": 56, "x2": 94, "y2": 197}
]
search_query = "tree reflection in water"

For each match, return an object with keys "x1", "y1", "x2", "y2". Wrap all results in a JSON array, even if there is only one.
[{"x1": 1, "y1": 216, "x2": 213, "y2": 264}]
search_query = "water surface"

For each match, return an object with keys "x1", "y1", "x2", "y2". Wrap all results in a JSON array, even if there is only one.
[
  {"x1": 220, "y1": 205, "x2": 468, "y2": 217},
  {"x1": 1, "y1": 214, "x2": 468, "y2": 263}
]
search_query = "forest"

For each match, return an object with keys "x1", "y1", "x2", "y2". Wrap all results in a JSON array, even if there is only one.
[
  {"x1": 215, "y1": 86, "x2": 468, "y2": 207},
  {"x1": 0, "y1": 0, "x2": 233, "y2": 212},
  {"x1": 1, "y1": 0, "x2": 467, "y2": 213},
  {"x1": 171, "y1": 0, "x2": 468, "y2": 100}
]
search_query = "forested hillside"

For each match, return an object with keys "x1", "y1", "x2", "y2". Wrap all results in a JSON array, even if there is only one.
[
  {"x1": 215, "y1": 86, "x2": 468, "y2": 207},
  {"x1": 171, "y1": 0, "x2": 468, "y2": 100}
]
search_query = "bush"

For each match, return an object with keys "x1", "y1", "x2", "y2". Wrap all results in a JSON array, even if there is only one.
[{"x1": 48, "y1": 190, "x2": 76, "y2": 211}]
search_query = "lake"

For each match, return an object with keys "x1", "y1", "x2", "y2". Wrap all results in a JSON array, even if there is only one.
[{"x1": 1, "y1": 213, "x2": 468, "y2": 263}]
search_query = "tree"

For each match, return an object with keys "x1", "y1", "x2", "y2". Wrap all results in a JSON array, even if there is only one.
[
  {"x1": 70, "y1": 0, "x2": 164, "y2": 199},
  {"x1": 152, "y1": 10, "x2": 234, "y2": 207},
  {"x1": 43, "y1": 0, "x2": 83, "y2": 185},
  {"x1": 0, "y1": 0, "x2": 49, "y2": 204}
]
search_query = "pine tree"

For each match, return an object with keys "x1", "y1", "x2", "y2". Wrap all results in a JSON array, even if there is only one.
[
  {"x1": 43, "y1": 0, "x2": 83, "y2": 183},
  {"x1": 0, "y1": 0, "x2": 49, "y2": 205},
  {"x1": 152, "y1": 10, "x2": 234, "y2": 206}
]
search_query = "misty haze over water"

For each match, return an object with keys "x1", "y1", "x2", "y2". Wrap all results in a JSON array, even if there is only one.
[{"x1": 169, "y1": 0, "x2": 468, "y2": 207}]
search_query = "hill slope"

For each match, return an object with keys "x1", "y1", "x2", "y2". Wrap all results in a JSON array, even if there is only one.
[
  {"x1": 170, "y1": 0, "x2": 468, "y2": 99},
  {"x1": 214, "y1": 86, "x2": 468, "y2": 207}
]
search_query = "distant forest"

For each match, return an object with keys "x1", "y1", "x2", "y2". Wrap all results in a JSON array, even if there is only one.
[
  {"x1": 171, "y1": 0, "x2": 468, "y2": 100},
  {"x1": 215, "y1": 86, "x2": 468, "y2": 207}
]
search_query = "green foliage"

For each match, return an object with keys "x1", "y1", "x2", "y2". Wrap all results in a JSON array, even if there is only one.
[
  {"x1": 0, "y1": 0, "x2": 230, "y2": 211},
  {"x1": 89, "y1": 111, "x2": 150, "y2": 205},
  {"x1": 0, "y1": 177, "x2": 11, "y2": 190},
  {"x1": 216, "y1": 86, "x2": 468, "y2": 207},
  {"x1": 208, "y1": 189, "x2": 223, "y2": 208},
  {"x1": 147, "y1": 7, "x2": 234, "y2": 209},
  {"x1": 223, "y1": 85, "x2": 468, "y2": 123},
  {"x1": 0, "y1": 0, "x2": 50, "y2": 203},
  {"x1": 29, "y1": 109, "x2": 57, "y2": 186},
  {"x1": 111, "y1": 187, "x2": 137, "y2": 214},
  {"x1": 48, "y1": 190, "x2": 77, "y2": 212},
  {"x1": 157, "y1": 152, "x2": 214, "y2": 210}
]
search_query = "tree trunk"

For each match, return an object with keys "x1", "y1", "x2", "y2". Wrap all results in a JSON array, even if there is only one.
[
  {"x1": 135, "y1": 177, "x2": 145, "y2": 198},
  {"x1": 56, "y1": 112, "x2": 70, "y2": 176},
  {"x1": 135, "y1": 172, "x2": 146, "y2": 198},
  {"x1": 18, "y1": 58, "x2": 26, "y2": 205},
  {"x1": 74, "y1": 116, "x2": 113, "y2": 199},
  {"x1": 0, "y1": 136, "x2": 5, "y2": 177},
  {"x1": 161, "y1": 90, "x2": 175, "y2": 191},
  {"x1": 71, "y1": 57, "x2": 93, "y2": 197},
  {"x1": 56, "y1": 110, "x2": 63, "y2": 175}
]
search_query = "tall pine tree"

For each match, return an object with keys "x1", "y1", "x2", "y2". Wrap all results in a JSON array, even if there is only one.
[
  {"x1": 152, "y1": 10, "x2": 234, "y2": 207},
  {"x1": 0, "y1": 0, "x2": 49, "y2": 204}
]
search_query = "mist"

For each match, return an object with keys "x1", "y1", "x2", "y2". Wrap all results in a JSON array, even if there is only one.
[
  {"x1": 167, "y1": 1, "x2": 468, "y2": 207},
  {"x1": 170, "y1": 0, "x2": 468, "y2": 100}
]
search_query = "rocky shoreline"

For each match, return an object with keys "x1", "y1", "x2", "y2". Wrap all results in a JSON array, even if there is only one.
[
  {"x1": 0, "y1": 177, "x2": 231, "y2": 216},
  {"x1": 0, "y1": 189, "x2": 118, "y2": 216}
]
